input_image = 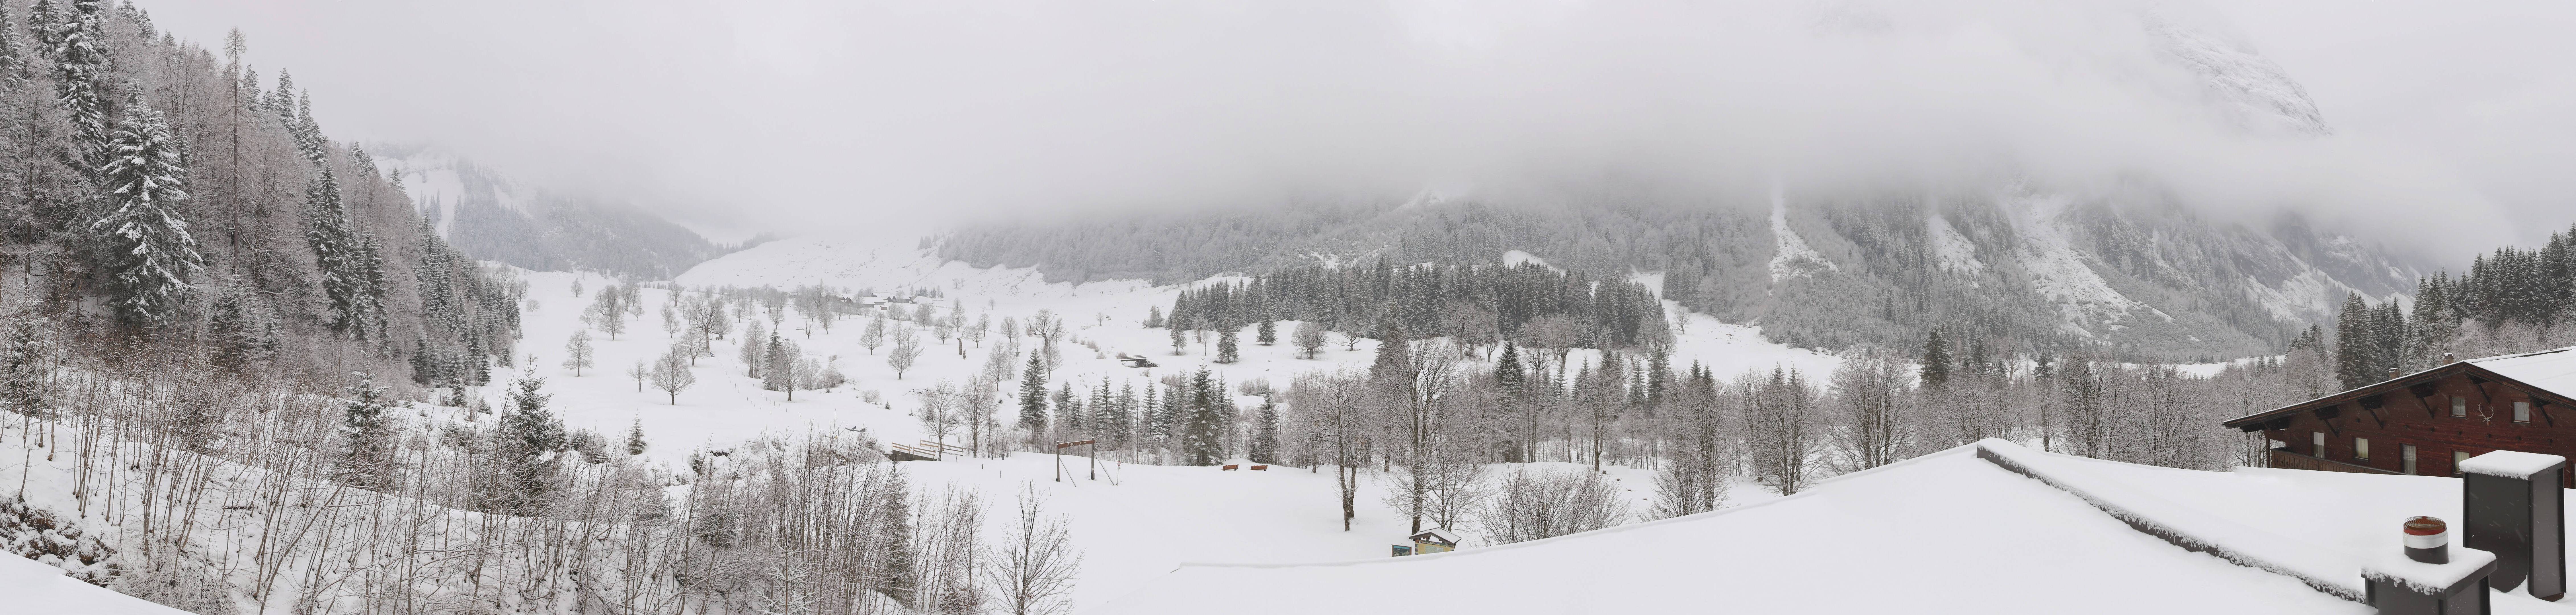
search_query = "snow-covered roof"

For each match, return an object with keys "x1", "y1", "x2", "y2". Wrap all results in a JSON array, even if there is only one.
[
  {"x1": 2469, "y1": 347, "x2": 2576, "y2": 399},
  {"x1": 1410, "y1": 528, "x2": 1460, "y2": 545},
  {"x1": 1088, "y1": 441, "x2": 2576, "y2": 614},
  {"x1": 2456, "y1": 450, "x2": 2568, "y2": 479},
  {"x1": 1091, "y1": 444, "x2": 2384, "y2": 614},
  {"x1": 3, "y1": 552, "x2": 189, "y2": 615}
]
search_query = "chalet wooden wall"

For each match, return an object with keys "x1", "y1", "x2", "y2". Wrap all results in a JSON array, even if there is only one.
[{"x1": 2259, "y1": 371, "x2": 2576, "y2": 487}]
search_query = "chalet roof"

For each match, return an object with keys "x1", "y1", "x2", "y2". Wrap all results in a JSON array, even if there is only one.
[
  {"x1": 1410, "y1": 528, "x2": 1460, "y2": 545},
  {"x1": 2466, "y1": 347, "x2": 2576, "y2": 397},
  {"x1": 2219, "y1": 345, "x2": 2576, "y2": 429}
]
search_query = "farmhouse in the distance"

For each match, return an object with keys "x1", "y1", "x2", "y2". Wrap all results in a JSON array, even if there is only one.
[{"x1": 2224, "y1": 346, "x2": 2576, "y2": 482}]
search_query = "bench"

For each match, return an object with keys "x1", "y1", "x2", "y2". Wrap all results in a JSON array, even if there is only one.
[
  {"x1": 1250, "y1": 465, "x2": 1268, "y2": 471},
  {"x1": 1222, "y1": 464, "x2": 1239, "y2": 471}
]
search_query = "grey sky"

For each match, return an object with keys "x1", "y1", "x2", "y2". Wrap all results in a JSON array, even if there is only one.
[{"x1": 142, "y1": 1, "x2": 2573, "y2": 257}]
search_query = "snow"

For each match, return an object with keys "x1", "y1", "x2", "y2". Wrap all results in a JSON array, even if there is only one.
[
  {"x1": 1767, "y1": 186, "x2": 1836, "y2": 282},
  {"x1": 1927, "y1": 214, "x2": 1986, "y2": 277},
  {"x1": 1088, "y1": 446, "x2": 2364, "y2": 615},
  {"x1": 2456, "y1": 450, "x2": 2568, "y2": 479},
  {"x1": 2003, "y1": 193, "x2": 2167, "y2": 335},
  {"x1": 2471, "y1": 347, "x2": 2576, "y2": 399},
  {"x1": 1500, "y1": 250, "x2": 1561, "y2": 273},
  {"x1": 0, "y1": 552, "x2": 188, "y2": 615}
]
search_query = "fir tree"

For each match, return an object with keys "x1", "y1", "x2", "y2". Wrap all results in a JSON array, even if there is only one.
[
  {"x1": 1181, "y1": 366, "x2": 1225, "y2": 465},
  {"x1": 1052, "y1": 382, "x2": 1081, "y2": 433},
  {"x1": 492, "y1": 377, "x2": 564, "y2": 513},
  {"x1": 1217, "y1": 325, "x2": 1240, "y2": 364},
  {"x1": 1249, "y1": 397, "x2": 1280, "y2": 464},
  {"x1": 91, "y1": 103, "x2": 203, "y2": 325},
  {"x1": 1919, "y1": 328, "x2": 1951, "y2": 388},
  {"x1": 1018, "y1": 351, "x2": 1050, "y2": 438},
  {"x1": 337, "y1": 374, "x2": 396, "y2": 490},
  {"x1": 625, "y1": 417, "x2": 647, "y2": 455},
  {"x1": 1256, "y1": 319, "x2": 1276, "y2": 346},
  {"x1": 762, "y1": 331, "x2": 791, "y2": 395},
  {"x1": 2334, "y1": 292, "x2": 2375, "y2": 389}
]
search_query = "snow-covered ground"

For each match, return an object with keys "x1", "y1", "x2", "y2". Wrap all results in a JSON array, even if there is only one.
[{"x1": 495, "y1": 237, "x2": 1841, "y2": 470}]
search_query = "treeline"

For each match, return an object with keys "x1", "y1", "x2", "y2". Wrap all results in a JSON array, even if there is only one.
[
  {"x1": 0, "y1": 0, "x2": 518, "y2": 389},
  {"x1": 940, "y1": 194, "x2": 2422, "y2": 362},
  {"x1": 2330, "y1": 223, "x2": 2576, "y2": 389},
  {"x1": 1160, "y1": 259, "x2": 1672, "y2": 353}
]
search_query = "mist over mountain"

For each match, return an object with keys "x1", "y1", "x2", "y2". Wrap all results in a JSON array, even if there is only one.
[{"x1": 370, "y1": 145, "x2": 754, "y2": 281}]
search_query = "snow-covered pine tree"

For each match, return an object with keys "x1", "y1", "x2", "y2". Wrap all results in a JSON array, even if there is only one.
[
  {"x1": 1256, "y1": 319, "x2": 1275, "y2": 346},
  {"x1": 625, "y1": 417, "x2": 648, "y2": 455},
  {"x1": 337, "y1": 373, "x2": 397, "y2": 490},
  {"x1": 1181, "y1": 366, "x2": 1224, "y2": 465},
  {"x1": 1017, "y1": 351, "x2": 1049, "y2": 440},
  {"x1": 50, "y1": 0, "x2": 114, "y2": 176},
  {"x1": 1052, "y1": 382, "x2": 1081, "y2": 433},
  {"x1": 1250, "y1": 397, "x2": 1280, "y2": 464},
  {"x1": 491, "y1": 377, "x2": 563, "y2": 513},
  {"x1": 562, "y1": 329, "x2": 595, "y2": 376},
  {"x1": 1217, "y1": 326, "x2": 1239, "y2": 364},
  {"x1": 91, "y1": 102, "x2": 202, "y2": 325},
  {"x1": 757, "y1": 332, "x2": 788, "y2": 393}
]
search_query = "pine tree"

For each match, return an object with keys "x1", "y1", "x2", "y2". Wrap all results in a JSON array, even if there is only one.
[
  {"x1": 1919, "y1": 328, "x2": 1951, "y2": 388},
  {"x1": 1053, "y1": 382, "x2": 1081, "y2": 433},
  {"x1": 625, "y1": 417, "x2": 647, "y2": 455},
  {"x1": 338, "y1": 374, "x2": 397, "y2": 490},
  {"x1": 492, "y1": 377, "x2": 564, "y2": 513},
  {"x1": 762, "y1": 331, "x2": 791, "y2": 394},
  {"x1": 2334, "y1": 292, "x2": 2374, "y2": 389},
  {"x1": 51, "y1": 0, "x2": 114, "y2": 175},
  {"x1": 1017, "y1": 351, "x2": 1049, "y2": 438},
  {"x1": 1256, "y1": 319, "x2": 1276, "y2": 346},
  {"x1": 1181, "y1": 366, "x2": 1225, "y2": 465},
  {"x1": 91, "y1": 104, "x2": 203, "y2": 325},
  {"x1": 1250, "y1": 397, "x2": 1280, "y2": 464},
  {"x1": 1217, "y1": 325, "x2": 1240, "y2": 364}
]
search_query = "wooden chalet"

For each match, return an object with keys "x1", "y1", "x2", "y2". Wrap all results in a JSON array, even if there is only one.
[{"x1": 2222, "y1": 346, "x2": 2576, "y2": 484}]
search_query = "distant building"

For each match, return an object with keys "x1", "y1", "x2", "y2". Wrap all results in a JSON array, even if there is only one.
[
  {"x1": 1409, "y1": 528, "x2": 1459, "y2": 555},
  {"x1": 2222, "y1": 346, "x2": 2576, "y2": 484}
]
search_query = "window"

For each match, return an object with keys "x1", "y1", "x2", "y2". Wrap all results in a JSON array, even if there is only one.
[
  {"x1": 2456, "y1": 451, "x2": 2473, "y2": 475},
  {"x1": 2402, "y1": 445, "x2": 2419, "y2": 475},
  {"x1": 2516, "y1": 401, "x2": 2532, "y2": 423},
  {"x1": 2313, "y1": 432, "x2": 2327, "y2": 458},
  {"x1": 2454, "y1": 396, "x2": 2469, "y2": 417},
  {"x1": 2355, "y1": 438, "x2": 2370, "y2": 460}
]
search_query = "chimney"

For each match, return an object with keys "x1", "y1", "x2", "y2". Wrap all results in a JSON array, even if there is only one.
[
  {"x1": 2461, "y1": 450, "x2": 2568, "y2": 600},
  {"x1": 2443, "y1": 352, "x2": 2457, "y2": 365},
  {"x1": 2405, "y1": 516, "x2": 2448, "y2": 564},
  {"x1": 2366, "y1": 515, "x2": 2495, "y2": 614}
]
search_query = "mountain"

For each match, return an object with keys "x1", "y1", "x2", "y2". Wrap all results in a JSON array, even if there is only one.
[
  {"x1": 932, "y1": 4, "x2": 2431, "y2": 362},
  {"x1": 371, "y1": 145, "x2": 748, "y2": 281}
]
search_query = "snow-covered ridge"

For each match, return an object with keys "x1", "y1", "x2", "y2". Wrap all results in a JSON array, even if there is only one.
[{"x1": 1768, "y1": 186, "x2": 1836, "y2": 283}]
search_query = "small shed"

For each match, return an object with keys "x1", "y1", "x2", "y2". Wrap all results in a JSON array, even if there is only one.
[{"x1": 1408, "y1": 528, "x2": 1460, "y2": 555}]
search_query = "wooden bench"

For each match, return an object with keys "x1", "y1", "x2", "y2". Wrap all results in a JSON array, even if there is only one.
[
  {"x1": 1222, "y1": 464, "x2": 1239, "y2": 471},
  {"x1": 1250, "y1": 465, "x2": 1268, "y2": 471}
]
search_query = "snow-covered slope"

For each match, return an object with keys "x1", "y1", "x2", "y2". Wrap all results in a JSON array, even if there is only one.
[{"x1": 1, "y1": 552, "x2": 188, "y2": 615}]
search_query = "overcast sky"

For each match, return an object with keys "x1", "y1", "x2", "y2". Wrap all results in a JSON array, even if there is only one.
[{"x1": 141, "y1": 1, "x2": 2574, "y2": 257}]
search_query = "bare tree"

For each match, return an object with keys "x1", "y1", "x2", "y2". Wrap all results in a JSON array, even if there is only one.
[
  {"x1": 1828, "y1": 350, "x2": 1912, "y2": 471},
  {"x1": 888, "y1": 328, "x2": 925, "y2": 379},
  {"x1": 650, "y1": 347, "x2": 696, "y2": 405},
  {"x1": 1745, "y1": 366, "x2": 1822, "y2": 495},
  {"x1": 985, "y1": 483, "x2": 1083, "y2": 615},
  {"x1": 1480, "y1": 468, "x2": 1627, "y2": 544},
  {"x1": 1292, "y1": 321, "x2": 1326, "y2": 359}
]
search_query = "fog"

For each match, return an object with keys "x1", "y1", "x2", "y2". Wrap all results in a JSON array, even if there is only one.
[{"x1": 142, "y1": 1, "x2": 2573, "y2": 258}]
